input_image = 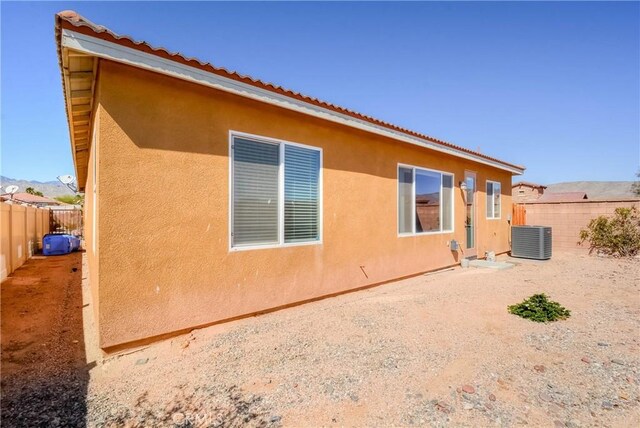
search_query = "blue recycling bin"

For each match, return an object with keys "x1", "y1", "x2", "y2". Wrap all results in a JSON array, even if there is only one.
[
  {"x1": 68, "y1": 235, "x2": 81, "y2": 251},
  {"x1": 43, "y1": 234, "x2": 80, "y2": 256}
]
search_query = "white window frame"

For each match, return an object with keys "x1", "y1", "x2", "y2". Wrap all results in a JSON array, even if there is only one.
[
  {"x1": 486, "y1": 180, "x2": 502, "y2": 220},
  {"x1": 397, "y1": 163, "x2": 455, "y2": 237},
  {"x1": 229, "y1": 130, "x2": 323, "y2": 252}
]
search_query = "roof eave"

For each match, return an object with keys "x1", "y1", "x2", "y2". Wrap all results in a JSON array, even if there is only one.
[
  {"x1": 56, "y1": 14, "x2": 98, "y2": 192},
  {"x1": 57, "y1": 13, "x2": 525, "y2": 175}
]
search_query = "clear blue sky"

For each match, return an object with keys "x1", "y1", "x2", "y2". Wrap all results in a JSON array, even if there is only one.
[{"x1": 2, "y1": 1, "x2": 639, "y2": 185}]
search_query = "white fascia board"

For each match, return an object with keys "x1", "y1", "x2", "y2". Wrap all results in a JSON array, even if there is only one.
[{"x1": 61, "y1": 29, "x2": 524, "y2": 175}]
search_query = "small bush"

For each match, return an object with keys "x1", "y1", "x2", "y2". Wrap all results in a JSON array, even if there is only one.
[
  {"x1": 579, "y1": 207, "x2": 640, "y2": 257},
  {"x1": 508, "y1": 294, "x2": 571, "y2": 322}
]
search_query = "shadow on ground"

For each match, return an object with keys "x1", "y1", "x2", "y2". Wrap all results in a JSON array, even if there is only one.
[{"x1": 1, "y1": 252, "x2": 91, "y2": 427}]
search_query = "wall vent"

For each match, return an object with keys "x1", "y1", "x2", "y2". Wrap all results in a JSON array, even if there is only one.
[{"x1": 511, "y1": 226, "x2": 552, "y2": 260}]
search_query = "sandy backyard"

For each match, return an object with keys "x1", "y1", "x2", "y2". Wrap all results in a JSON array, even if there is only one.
[{"x1": 2, "y1": 252, "x2": 639, "y2": 427}]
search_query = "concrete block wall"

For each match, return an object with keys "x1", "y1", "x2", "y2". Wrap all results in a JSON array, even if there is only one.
[{"x1": 523, "y1": 199, "x2": 640, "y2": 253}]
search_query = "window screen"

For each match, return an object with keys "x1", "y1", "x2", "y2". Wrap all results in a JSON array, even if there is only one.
[
  {"x1": 398, "y1": 167, "x2": 413, "y2": 234},
  {"x1": 486, "y1": 181, "x2": 501, "y2": 219},
  {"x1": 493, "y1": 182, "x2": 501, "y2": 218},
  {"x1": 442, "y1": 174, "x2": 453, "y2": 231},
  {"x1": 284, "y1": 145, "x2": 320, "y2": 243},
  {"x1": 232, "y1": 138, "x2": 280, "y2": 246},
  {"x1": 486, "y1": 182, "x2": 494, "y2": 218}
]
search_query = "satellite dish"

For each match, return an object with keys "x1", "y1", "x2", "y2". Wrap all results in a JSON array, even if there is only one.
[
  {"x1": 57, "y1": 175, "x2": 75, "y2": 185},
  {"x1": 5, "y1": 185, "x2": 19, "y2": 194}
]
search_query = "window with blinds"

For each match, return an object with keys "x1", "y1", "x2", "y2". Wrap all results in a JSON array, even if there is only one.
[
  {"x1": 231, "y1": 134, "x2": 321, "y2": 249},
  {"x1": 486, "y1": 180, "x2": 501, "y2": 219},
  {"x1": 232, "y1": 138, "x2": 280, "y2": 246},
  {"x1": 284, "y1": 145, "x2": 320, "y2": 243}
]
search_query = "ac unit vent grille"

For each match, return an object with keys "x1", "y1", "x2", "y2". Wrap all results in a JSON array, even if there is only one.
[{"x1": 511, "y1": 226, "x2": 552, "y2": 260}]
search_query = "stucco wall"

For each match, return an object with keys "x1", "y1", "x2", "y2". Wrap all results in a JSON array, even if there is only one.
[
  {"x1": 524, "y1": 200, "x2": 640, "y2": 253},
  {"x1": 94, "y1": 60, "x2": 515, "y2": 349},
  {"x1": 84, "y1": 96, "x2": 101, "y2": 336}
]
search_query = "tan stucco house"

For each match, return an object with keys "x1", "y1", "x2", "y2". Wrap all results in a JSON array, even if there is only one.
[
  {"x1": 512, "y1": 181, "x2": 547, "y2": 203},
  {"x1": 513, "y1": 182, "x2": 589, "y2": 203},
  {"x1": 56, "y1": 11, "x2": 525, "y2": 351}
]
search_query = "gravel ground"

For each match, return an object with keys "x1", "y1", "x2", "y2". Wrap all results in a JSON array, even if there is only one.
[{"x1": 2, "y1": 252, "x2": 639, "y2": 427}]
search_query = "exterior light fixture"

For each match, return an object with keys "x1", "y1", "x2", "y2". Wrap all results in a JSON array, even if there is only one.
[{"x1": 459, "y1": 180, "x2": 468, "y2": 204}]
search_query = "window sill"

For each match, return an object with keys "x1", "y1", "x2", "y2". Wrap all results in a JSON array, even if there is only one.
[
  {"x1": 398, "y1": 230, "x2": 454, "y2": 238},
  {"x1": 230, "y1": 240, "x2": 322, "y2": 252}
]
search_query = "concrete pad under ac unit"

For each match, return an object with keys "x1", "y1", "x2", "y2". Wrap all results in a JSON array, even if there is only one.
[{"x1": 468, "y1": 260, "x2": 515, "y2": 270}]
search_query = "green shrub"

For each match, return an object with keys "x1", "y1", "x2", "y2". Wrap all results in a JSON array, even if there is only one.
[
  {"x1": 579, "y1": 207, "x2": 640, "y2": 257},
  {"x1": 508, "y1": 294, "x2": 571, "y2": 322},
  {"x1": 54, "y1": 194, "x2": 84, "y2": 206}
]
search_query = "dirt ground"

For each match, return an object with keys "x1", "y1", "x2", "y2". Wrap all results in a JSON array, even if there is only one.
[
  {"x1": 1, "y1": 252, "x2": 88, "y2": 427},
  {"x1": 2, "y1": 252, "x2": 639, "y2": 427}
]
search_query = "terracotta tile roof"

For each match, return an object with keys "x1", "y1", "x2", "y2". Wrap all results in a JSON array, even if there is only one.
[
  {"x1": 55, "y1": 10, "x2": 525, "y2": 173},
  {"x1": 512, "y1": 181, "x2": 547, "y2": 189},
  {"x1": 1, "y1": 193, "x2": 64, "y2": 205}
]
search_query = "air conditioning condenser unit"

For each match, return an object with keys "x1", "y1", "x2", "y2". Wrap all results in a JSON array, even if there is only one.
[{"x1": 511, "y1": 225, "x2": 552, "y2": 260}]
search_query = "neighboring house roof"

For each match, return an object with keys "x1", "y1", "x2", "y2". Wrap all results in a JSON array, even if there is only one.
[
  {"x1": 512, "y1": 181, "x2": 547, "y2": 189},
  {"x1": 545, "y1": 181, "x2": 638, "y2": 201},
  {"x1": 416, "y1": 194, "x2": 440, "y2": 205},
  {"x1": 55, "y1": 11, "x2": 525, "y2": 191},
  {"x1": 537, "y1": 192, "x2": 588, "y2": 203},
  {"x1": 1, "y1": 193, "x2": 64, "y2": 206}
]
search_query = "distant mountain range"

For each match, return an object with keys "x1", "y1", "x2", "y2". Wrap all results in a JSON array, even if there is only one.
[
  {"x1": 2, "y1": 176, "x2": 637, "y2": 200},
  {"x1": 0, "y1": 176, "x2": 75, "y2": 198}
]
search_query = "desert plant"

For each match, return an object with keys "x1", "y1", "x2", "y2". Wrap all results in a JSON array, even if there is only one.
[
  {"x1": 508, "y1": 294, "x2": 571, "y2": 322},
  {"x1": 579, "y1": 207, "x2": 640, "y2": 257},
  {"x1": 55, "y1": 194, "x2": 84, "y2": 206}
]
